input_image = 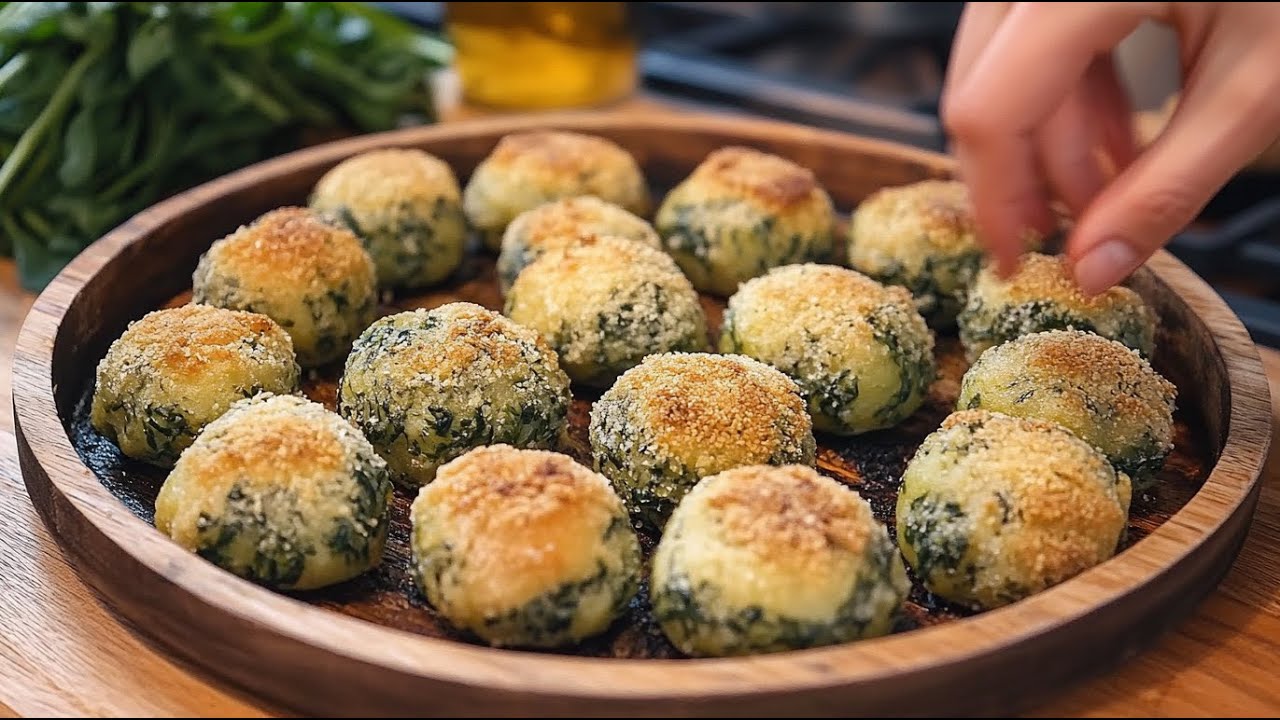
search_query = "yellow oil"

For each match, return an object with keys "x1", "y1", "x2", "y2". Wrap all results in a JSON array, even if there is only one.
[{"x1": 445, "y1": 2, "x2": 638, "y2": 110}]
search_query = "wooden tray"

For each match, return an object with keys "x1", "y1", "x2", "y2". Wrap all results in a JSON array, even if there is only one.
[{"x1": 12, "y1": 112, "x2": 1274, "y2": 717}]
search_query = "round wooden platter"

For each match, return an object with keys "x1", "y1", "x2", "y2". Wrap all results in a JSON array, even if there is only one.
[{"x1": 12, "y1": 111, "x2": 1275, "y2": 718}]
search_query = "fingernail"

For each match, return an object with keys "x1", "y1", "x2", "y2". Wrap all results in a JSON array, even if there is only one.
[{"x1": 1074, "y1": 239, "x2": 1139, "y2": 296}]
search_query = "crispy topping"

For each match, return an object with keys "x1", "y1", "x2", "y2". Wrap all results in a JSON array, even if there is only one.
[
  {"x1": 426, "y1": 445, "x2": 622, "y2": 528},
  {"x1": 692, "y1": 146, "x2": 820, "y2": 209},
  {"x1": 503, "y1": 196, "x2": 658, "y2": 253},
  {"x1": 204, "y1": 207, "x2": 374, "y2": 290},
  {"x1": 961, "y1": 330, "x2": 1177, "y2": 467},
  {"x1": 731, "y1": 263, "x2": 917, "y2": 329},
  {"x1": 488, "y1": 130, "x2": 635, "y2": 174},
  {"x1": 853, "y1": 179, "x2": 978, "y2": 254},
  {"x1": 416, "y1": 445, "x2": 626, "y2": 610},
  {"x1": 981, "y1": 253, "x2": 1146, "y2": 314},
  {"x1": 509, "y1": 234, "x2": 695, "y2": 322},
  {"x1": 937, "y1": 409, "x2": 1128, "y2": 516},
  {"x1": 364, "y1": 302, "x2": 560, "y2": 380},
  {"x1": 701, "y1": 465, "x2": 874, "y2": 562},
  {"x1": 175, "y1": 395, "x2": 363, "y2": 499},
  {"x1": 1000, "y1": 330, "x2": 1175, "y2": 411},
  {"x1": 111, "y1": 304, "x2": 293, "y2": 378},
  {"x1": 610, "y1": 353, "x2": 811, "y2": 466},
  {"x1": 312, "y1": 148, "x2": 461, "y2": 211}
]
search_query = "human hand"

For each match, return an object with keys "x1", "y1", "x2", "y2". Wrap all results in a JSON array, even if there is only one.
[{"x1": 942, "y1": 2, "x2": 1280, "y2": 294}]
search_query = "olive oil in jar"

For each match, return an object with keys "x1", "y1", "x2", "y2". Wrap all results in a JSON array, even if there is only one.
[{"x1": 445, "y1": 2, "x2": 638, "y2": 110}]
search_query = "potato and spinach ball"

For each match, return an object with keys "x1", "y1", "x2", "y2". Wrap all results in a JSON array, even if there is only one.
[
  {"x1": 155, "y1": 393, "x2": 393, "y2": 591},
  {"x1": 504, "y1": 235, "x2": 709, "y2": 387},
  {"x1": 958, "y1": 252, "x2": 1156, "y2": 362},
  {"x1": 338, "y1": 303, "x2": 571, "y2": 487},
  {"x1": 958, "y1": 330, "x2": 1177, "y2": 488},
  {"x1": 310, "y1": 148, "x2": 468, "y2": 291},
  {"x1": 651, "y1": 465, "x2": 908, "y2": 657},
  {"x1": 589, "y1": 353, "x2": 816, "y2": 532},
  {"x1": 462, "y1": 130, "x2": 650, "y2": 251},
  {"x1": 410, "y1": 445, "x2": 641, "y2": 648},
  {"x1": 655, "y1": 146, "x2": 836, "y2": 297},
  {"x1": 896, "y1": 410, "x2": 1132, "y2": 611},
  {"x1": 193, "y1": 206, "x2": 378, "y2": 368},
  {"x1": 720, "y1": 264, "x2": 935, "y2": 435},
  {"x1": 848, "y1": 179, "x2": 988, "y2": 327},
  {"x1": 496, "y1": 195, "x2": 661, "y2": 292},
  {"x1": 90, "y1": 304, "x2": 300, "y2": 468}
]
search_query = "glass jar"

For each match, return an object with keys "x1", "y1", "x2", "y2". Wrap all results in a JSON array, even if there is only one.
[{"x1": 444, "y1": 2, "x2": 639, "y2": 110}]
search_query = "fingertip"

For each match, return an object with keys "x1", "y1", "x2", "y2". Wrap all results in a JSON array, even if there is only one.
[{"x1": 1071, "y1": 236, "x2": 1141, "y2": 296}]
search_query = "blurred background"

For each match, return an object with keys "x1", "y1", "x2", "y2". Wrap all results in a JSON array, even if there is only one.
[
  {"x1": 0, "y1": 1, "x2": 1276, "y2": 345},
  {"x1": 387, "y1": 2, "x2": 1184, "y2": 148}
]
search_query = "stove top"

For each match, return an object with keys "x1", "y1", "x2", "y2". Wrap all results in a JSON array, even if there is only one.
[
  {"x1": 634, "y1": 2, "x2": 953, "y2": 149},
  {"x1": 381, "y1": 1, "x2": 1279, "y2": 347}
]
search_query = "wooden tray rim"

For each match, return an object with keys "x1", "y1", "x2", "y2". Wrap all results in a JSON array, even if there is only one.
[{"x1": 12, "y1": 111, "x2": 1275, "y2": 705}]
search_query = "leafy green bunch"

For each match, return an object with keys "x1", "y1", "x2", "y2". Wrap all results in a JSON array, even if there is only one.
[{"x1": 0, "y1": 2, "x2": 451, "y2": 289}]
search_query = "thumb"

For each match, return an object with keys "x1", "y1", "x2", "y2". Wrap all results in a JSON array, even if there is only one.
[{"x1": 1067, "y1": 64, "x2": 1280, "y2": 295}]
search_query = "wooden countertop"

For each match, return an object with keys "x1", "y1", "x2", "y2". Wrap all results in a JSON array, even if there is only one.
[{"x1": 2, "y1": 157, "x2": 1279, "y2": 716}]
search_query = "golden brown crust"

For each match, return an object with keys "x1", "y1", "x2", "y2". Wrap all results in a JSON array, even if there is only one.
[
  {"x1": 420, "y1": 446, "x2": 625, "y2": 608},
  {"x1": 690, "y1": 146, "x2": 820, "y2": 211},
  {"x1": 702, "y1": 465, "x2": 872, "y2": 564},
  {"x1": 428, "y1": 445, "x2": 622, "y2": 536},
  {"x1": 206, "y1": 207, "x2": 373, "y2": 290},
  {"x1": 856, "y1": 179, "x2": 977, "y2": 253},
  {"x1": 169, "y1": 396, "x2": 364, "y2": 509},
  {"x1": 731, "y1": 263, "x2": 915, "y2": 327},
  {"x1": 512, "y1": 233, "x2": 683, "y2": 295},
  {"x1": 941, "y1": 409, "x2": 1129, "y2": 534},
  {"x1": 402, "y1": 303, "x2": 558, "y2": 379},
  {"x1": 613, "y1": 353, "x2": 810, "y2": 463},
  {"x1": 1017, "y1": 331, "x2": 1176, "y2": 416},
  {"x1": 1001, "y1": 466, "x2": 1126, "y2": 583},
  {"x1": 994, "y1": 253, "x2": 1145, "y2": 314},
  {"x1": 487, "y1": 131, "x2": 636, "y2": 177},
  {"x1": 312, "y1": 148, "x2": 460, "y2": 211},
  {"x1": 507, "y1": 196, "x2": 657, "y2": 250},
  {"x1": 116, "y1": 304, "x2": 292, "y2": 380},
  {"x1": 180, "y1": 413, "x2": 345, "y2": 497}
]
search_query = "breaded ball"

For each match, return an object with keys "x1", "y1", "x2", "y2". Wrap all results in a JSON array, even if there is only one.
[
  {"x1": 463, "y1": 131, "x2": 650, "y2": 251},
  {"x1": 496, "y1": 195, "x2": 661, "y2": 292},
  {"x1": 155, "y1": 393, "x2": 392, "y2": 591},
  {"x1": 958, "y1": 330, "x2": 1177, "y2": 488},
  {"x1": 338, "y1": 303, "x2": 571, "y2": 487},
  {"x1": 193, "y1": 207, "x2": 378, "y2": 368},
  {"x1": 310, "y1": 148, "x2": 468, "y2": 291},
  {"x1": 847, "y1": 179, "x2": 985, "y2": 327},
  {"x1": 654, "y1": 146, "x2": 836, "y2": 296},
  {"x1": 91, "y1": 304, "x2": 300, "y2": 468},
  {"x1": 410, "y1": 445, "x2": 640, "y2": 648},
  {"x1": 958, "y1": 253, "x2": 1156, "y2": 362},
  {"x1": 651, "y1": 465, "x2": 908, "y2": 657},
  {"x1": 589, "y1": 353, "x2": 816, "y2": 531},
  {"x1": 720, "y1": 264, "x2": 935, "y2": 435},
  {"x1": 505, "y1": 235, "x2": 709, "y2": 387},
  {"x1": 896, "y1": 410, "x2": 1132, "y2": 610}
]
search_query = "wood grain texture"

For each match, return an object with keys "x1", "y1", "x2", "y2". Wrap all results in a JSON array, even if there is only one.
[
  {"x1": 0, "y1": 262, "x2": 34, "y2": 435},
  {"x1": 4, "y1": 110, "x2": 1277, "y2": 717},
  {"x1": 0, "y1": 428, "x2": 267, "y2": 718}
]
